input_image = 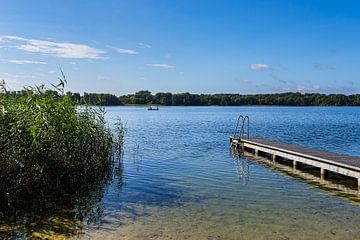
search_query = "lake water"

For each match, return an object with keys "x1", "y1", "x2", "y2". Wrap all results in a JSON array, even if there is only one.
[{"x1": 1, "y1": 106, "x2": 360, "y2": 239}]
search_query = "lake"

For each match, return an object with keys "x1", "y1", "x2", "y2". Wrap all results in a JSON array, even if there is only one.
[{"x1": 1, "y1": 106, "x2": 360, "y2": 239}]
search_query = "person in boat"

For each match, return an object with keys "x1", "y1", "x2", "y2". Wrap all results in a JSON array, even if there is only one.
[{"x1": 148, "y1": 106, "x2": 159, "y2": 110}]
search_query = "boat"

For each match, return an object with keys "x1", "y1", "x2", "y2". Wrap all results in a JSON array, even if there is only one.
[{"x1": 147, "y1": 106, "x2": 159, "y2": 111}]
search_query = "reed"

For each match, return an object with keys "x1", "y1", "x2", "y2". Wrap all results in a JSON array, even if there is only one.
[{"x1": 0, "y1": 75, "x2": 125, "y2": 206}]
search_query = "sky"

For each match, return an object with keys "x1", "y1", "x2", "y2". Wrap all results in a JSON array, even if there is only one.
[{"x1": 0, "y1": 0, "x2": 360, "y2": 95}]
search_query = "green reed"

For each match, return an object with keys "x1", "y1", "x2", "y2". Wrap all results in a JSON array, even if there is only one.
[{"x1": 0, "y1": 77, "x2": 125, "y2": 206}]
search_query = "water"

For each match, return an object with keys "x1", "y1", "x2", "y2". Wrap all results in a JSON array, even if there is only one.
[{"x1": 1, "y1": 106, "x2": 360, "y2": 239}]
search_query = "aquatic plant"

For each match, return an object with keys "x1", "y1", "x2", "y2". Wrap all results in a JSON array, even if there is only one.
[{"x1": 0, "y1": 75, "x2": 126, "y2": 207}]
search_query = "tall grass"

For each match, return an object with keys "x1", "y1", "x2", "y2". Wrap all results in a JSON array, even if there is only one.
[{"x1": 0, "y1": 77, "x2": 125, "y2": 206}]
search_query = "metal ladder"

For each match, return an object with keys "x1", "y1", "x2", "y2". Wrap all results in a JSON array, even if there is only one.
[{"x1": 231, "y1": 115, "x2": 250, "y2": 147}]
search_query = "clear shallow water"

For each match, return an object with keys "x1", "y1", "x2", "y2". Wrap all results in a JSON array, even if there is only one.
[
  {"x1": 2, "y1": 106, "x2": 360, "y2": 239},
  {"x1": 86, "y1": 106, "x2": 360, "y2": 239}
]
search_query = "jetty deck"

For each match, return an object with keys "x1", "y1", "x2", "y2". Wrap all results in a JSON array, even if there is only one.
[{"x1": 230, "y1": 136, "x2": 360, "y2": 187}]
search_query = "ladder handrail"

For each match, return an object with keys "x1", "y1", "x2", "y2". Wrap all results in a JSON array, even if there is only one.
[
  {"x1": 233, "y1": 115, "x2": 244, "y2": 138},
  {"x1": 233, "y1": 114, "x2": 250, "y2": 139},
  {"x1": 242, "y1": 115, "x2": 249, "y2": 139}
]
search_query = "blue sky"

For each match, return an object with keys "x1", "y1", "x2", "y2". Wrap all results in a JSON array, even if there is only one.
[{"x1": 0, "y1": 0, "x2": 359, "y2": 95}]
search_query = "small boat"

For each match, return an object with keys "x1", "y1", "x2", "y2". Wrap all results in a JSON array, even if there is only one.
[{"x1": 147, "y1": 106, "x2": 159, "y2": 111}]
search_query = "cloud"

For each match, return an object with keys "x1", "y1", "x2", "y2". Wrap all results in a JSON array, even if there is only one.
[
  {"x1": 275, "y1": 64, "x2": 288, "y2": 71},
  {"x1": 115, "y1": 48, "x2": 138, "y2": 55},
  {"x1": 296, "y1": 85, "x2": 321, "y2": 92},
  {"x1": 7, "y1": 59, "x2": 47, "y2": 65},
  {"x1": 0, "y1": 71, "x2": 42, "y2": 90},
  {"x1": 314, "y1": 63, "x2": 335, "y2": 70},
  {"x1": 96, "y1": 75, "x2": 107, "y2": 81},
  {"x1": 0, "y1": 71, "x2": 42, "y2": 80},
  {"x1": 281, "y1": 87, "x2": 291, "y2": 91},
  {"x1": 146, "y1": 63, "x2": 174, "y2": 69},
  {"x1": 250, "y1": 63, "x2": 270, "y2": 71},
  {"x1": 138, "y1": 43, "x2": 152, "y2": 49},
  {"x1": 270, "y1": 73, "x2": 288, "y2": 85},
  {"x1": 0, "y1": 35, "x2": 106, "y2": 59}
]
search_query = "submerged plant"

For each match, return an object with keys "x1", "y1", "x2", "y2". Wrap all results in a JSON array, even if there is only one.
[
  {"x1": 0, "y1": 76, "x2": 125, "y2": 207},
  {"x1": 113, "y1": 119, "x2": 127, "y2": 160}
]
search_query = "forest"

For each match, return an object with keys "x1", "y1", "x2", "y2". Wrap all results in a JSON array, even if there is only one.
[{"x1": 3, "y1": 90, "x2": 360, "y2": 106}]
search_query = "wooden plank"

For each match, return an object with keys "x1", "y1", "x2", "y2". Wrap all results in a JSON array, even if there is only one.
[{"x1": 240, "y1": 137, "x2": 360, "y2": 171}]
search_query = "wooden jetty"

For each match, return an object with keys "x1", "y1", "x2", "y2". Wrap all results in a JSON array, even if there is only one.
[{"x1": 231, "y1": 115, "x2": 360, "y2": 188}]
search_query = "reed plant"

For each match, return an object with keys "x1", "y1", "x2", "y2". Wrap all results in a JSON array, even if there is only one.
[{"x1": 0, "y1": 76, "x2": 125, "y2": 206}]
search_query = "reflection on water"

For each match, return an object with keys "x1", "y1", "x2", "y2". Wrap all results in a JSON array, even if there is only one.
[
  {"x1": 231, "y1": 149, "x2": 250, "y2": 185},
  {"x1": 1, "y1": 193, "x2": 92, "y2": 239},
  {"x1": 236, "y1": 149, "x2": 360, "y2": 205},
  {"x1": 1, "y1": 106, "x2": 360, "y2": 239},
  {"x1": 0, "y1": 161, "x2": 123, "y2": 239}
]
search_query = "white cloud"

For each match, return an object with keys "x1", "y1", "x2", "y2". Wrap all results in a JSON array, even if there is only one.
[
  {"x1": 146, "y1": 63, "x2": 174, "y2": 69},
  {"x1": 0, "y1": 71, "x2": 42, "y2": 90},
  {"x1": 0, "y1": 71, "x2": 38, "y2": 79},
  {"x1": 281, "y1": 87, "x2": 291, "y2": 91},
  {"x1": 0, "y1": 36, "x2": 25, "y2": 42},
  {"x1": 0, "y1": 35, "x2": 106, "y2": 59},
  {"x1": 314, "y1": 63, "x2": 335, "y2": 70},
  {"x1": 250, "y1": 63, "x2": 270, "y2": 71},
  {"x1": 270, "y1": 73, "x2": 288, "y2": 85},
  {"x1": 7, "y1": 59, "x2": 47, "y2": 65},
  {"x1": 115, "y1": 48, "x2": 138, "y2": 55},
  {"x1": 138, "y1": 43, "x2": 152, "y2": 49},
  {"x1": 296, "y1": 85, "x2": 321, "y2": 92},
  {"x1": 96, "y1": 75, "x2": 108, "y2": 81}
]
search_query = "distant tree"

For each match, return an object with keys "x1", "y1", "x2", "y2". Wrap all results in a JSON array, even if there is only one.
[
  {"x1": 153, "y1": 92, "x2": 172, "y2": 105},
  {"x1": 81, "y1": 92, "x2": 120, "y2": 105},
  {"x1": 220, "y1": 95, "x2": 231, "y2": 106},
  {"x1": 134, "y1": 90, "x2": 153, "y2": 104},
  {"x1": 4, "y1": 88, "x2": 360, "y2": 106}
]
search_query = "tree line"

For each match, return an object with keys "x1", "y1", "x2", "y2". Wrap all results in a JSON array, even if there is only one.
[{"x1": 3, "y1": 90, "x2": 360, "y2": 106}]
